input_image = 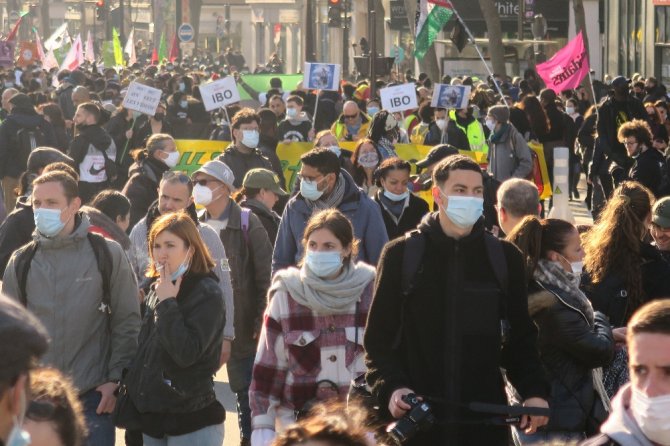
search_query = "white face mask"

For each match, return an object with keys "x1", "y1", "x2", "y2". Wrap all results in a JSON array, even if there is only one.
[
  {"x1": 485, "y1": 118, "x2": 496, "y2": 133},
  {"x1": 193, "y1": 183, "x2": 222, "y2": 206},
  {"x1": 631, "y1": 386, "x2": 670, "y2": 445},
  {"x1": 435, "y1": 119, "x2": 447, "y2": 130},
  {"x1": 241, "y1": 129, "x2": 260, "y2": 149},
  {"x1": 163, "y1": 151, "x2": 180, "y2": 168}
]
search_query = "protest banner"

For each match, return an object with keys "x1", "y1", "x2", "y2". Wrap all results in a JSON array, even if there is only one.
[
  {"x1": 431, "y1": 84, "x2": 471, "y2": 109},
  {"x1": 304, "y1": 62, "x2": 341, "y2": 91},
  {"x1": 122, "y1": 82, "x2": 163, "y2": 116},
  {"x1": 200, "y1": 76, "x2": 241, "y2": 112},
  {"x1": 536, "y1": 31, "x2": 590, "y2": 93},
  {"x1": 380, "y1": 83, "x2": 419, "y2": 113}
]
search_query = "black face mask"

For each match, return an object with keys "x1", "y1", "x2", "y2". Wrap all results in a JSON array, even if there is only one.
[{"x1": 154, "y1": 113, "x2": 165, "y2": 121}]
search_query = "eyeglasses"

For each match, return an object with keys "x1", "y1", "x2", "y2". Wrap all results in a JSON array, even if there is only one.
[
  {"x1": 297, "y1": 173, "x2": 324, "y2": 183},
  {"x1": 343, "y1": 114, "x2": 358, "y2": 120},
  {"x1": 162, "y1": 171, "x2": 192, "y2": 185}
]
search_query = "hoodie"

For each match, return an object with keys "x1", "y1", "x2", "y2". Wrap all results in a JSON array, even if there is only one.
[
  {"x1": 581, "y1": 384, "x2": 654, "y2": 446},
  {"x1": 68, "y1": 124, "x2": 117, "y2": 184}
]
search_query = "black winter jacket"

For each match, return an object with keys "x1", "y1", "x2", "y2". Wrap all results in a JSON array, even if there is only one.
[
  {"x1": 582, "y1": 242, "x2": 670, "y2": 327},
  {"x1": 628, "y1": 147, "x2": 666, "y2": 197},
  {"x1": 239, "y1": 198, "x2": 280, "y2": 245},
  {"x1": 597, "y1": 95, "x2": 647, "y2": 168},
  {"x1": 364, "y1": 214, "x2": 548, "y2": 445},
  {"x1": 126, "y1": 272, "x2": 224, "y2": 415},
  {"x1": 217, "y1": 144, "x2": 273, "y2": 189},
  {"x1": 0, "y1": 196, "x2": 33, "y2": 276},
  {"x1": 122, "y1": 156, "x2": 170, "y2": 230},
  {"x1": 373, "y1": 191, "x2": 429, "y2": 240},
  {"x1": 0, "y1": 109, "x2": 57, "y2": 178},
  {"x1": 527, "y1": 281, "x2": 613, "y2": 435}
]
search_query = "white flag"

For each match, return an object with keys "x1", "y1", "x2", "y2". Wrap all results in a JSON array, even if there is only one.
[
  {"x1": 124, "y1": 28, "x2": 136, "y2": 66},
  {"x1": 44, "y1": 23, "x2": 68, "y2": 51},
  {"x1": 85, "y1": 31, "x2": 95, "y2": 63},
  {"x1": 61, "y1": 34, "x2": 84, "y2": 71},
  {"x1": 43, "y1": 49, "x2": 59, "y2": 71}
]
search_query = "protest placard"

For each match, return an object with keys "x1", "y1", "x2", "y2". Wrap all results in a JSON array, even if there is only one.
[
  {"x1": 380, "y1": 83, "x2": 418, "y2": 112},
  {"x1": 122, "y1": 82, "x2": 163, "y2": 116},
  {"x1": 304, "y1": 62, "x2": 341, "y2": 91},
  {"x1": 431, "y1": 84, "x2": 472, "y2": 109},
  {"x1": 200, "y1": 76, "x2": 241, "y2": 111}
]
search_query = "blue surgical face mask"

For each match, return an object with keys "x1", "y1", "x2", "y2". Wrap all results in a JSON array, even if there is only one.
[
  {"x1": 367, "y1": 106, "x2": 379, "y2": 117},
  {"x1": 327, "y1": 145, "x2": 341, "y2": 158},
  {"x1": 179, "y1": 82, "x2": 186, "y2": 92},
  {"x1": 7, "y1": 387, "x2": 29, "y2": 446},
  {"x1": 300, "y1": 177, "x2": 325, "y2": 201},
  {"x1": 34, "y1": 207, "x2": 67, "y2": 237},
  {"x1": 305, "y1": 250, "x2": 343, "y2": 278},
  {"x1": 441, "y1": 193, "x2": 484, "y2": 228},
  {"x1": 286, "y1": 107, "x2": 298, "y2": 119},
  {"x1": 180, "y1": 100, "x2": 188, "y2": 109},
  {"x1": 384, "y1": 189, "x2": 409, "y2": 202},
  {"x1": 170, "y1": 255, "x2": 191, "y2": 281},
  {"x1": 241, "y1": 129, "x2": 260, "y2": 148}
]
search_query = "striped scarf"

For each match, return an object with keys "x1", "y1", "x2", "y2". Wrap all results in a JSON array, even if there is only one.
[{"x1": 305, "y1": 173, "x2": 346, "y2": 211}]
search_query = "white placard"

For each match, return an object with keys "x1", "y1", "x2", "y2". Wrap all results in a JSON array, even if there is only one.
[
  {"x1": 200, "y1": 77, "x2": 241, "y2": 112},
  {"x1": 304, "y1": 62, "x2": 341, "y2": 91},
  {"x1": 380, "y1": 83, "x2": 418, "y2": 113},
  {"x1": 122, "y1": 82, "x2": 163, "y2": 116},
  {"x1": 431, "y1": 84, "x2": 472, "y2": 110}
]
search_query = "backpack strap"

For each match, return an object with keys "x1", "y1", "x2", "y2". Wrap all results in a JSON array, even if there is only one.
[
  {"x1": 86, "y1": 232, "x2": 114, "y2": 313},
  {"x1": 483, "y1": 233, "x2": 508, "y2": 297},
  {"x1": 240, "y1": 208, "x2": 251, "y2": 244},
  {"x1": 401, "y1": 229, "x2": 426, "y2": 296},
  {"x1": 14, "y1": 240, "x2": 40, "y2": 306}
]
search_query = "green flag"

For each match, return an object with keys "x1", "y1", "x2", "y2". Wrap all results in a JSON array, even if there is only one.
[
  {"x1": 113, "y1": 28, "x2": 123, "y2": 66},
  {"x1": 102, "y1": 41, "x2": 115, "y2": 68},
  {"x1": 158, "y1": 33, "x2": 168, "y2": 63},
  {"x1": 237, "y1": 74, "x2": 303, "y2": 101},
  {"x1": 415, "y1": 0, "x2": 454, "y2": 60}
]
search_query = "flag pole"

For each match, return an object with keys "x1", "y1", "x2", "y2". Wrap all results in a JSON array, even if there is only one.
[
  {"x1": 449, "y1": 4, "x2": 508, "y2": 107},
  {"x1": 311, "y1": 90, "x2": 320, "y2": 131}
]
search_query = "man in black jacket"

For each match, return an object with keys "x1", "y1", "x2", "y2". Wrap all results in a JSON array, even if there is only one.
[
  {"x1": 217, "y1": 108, "x2": 273, "y2": 189},
  {"x1": 365, "y1": 155, "x2": 549, "y2": 445},
  {"x1": 68, "y1": 102, "x2": 117, "y2": 204},
  {"x1": 597, "y1": 76, "x2": 647, "y2": 196},
  {"x1": 0, "y1": 93, "x2": 56, "y2": 212}
]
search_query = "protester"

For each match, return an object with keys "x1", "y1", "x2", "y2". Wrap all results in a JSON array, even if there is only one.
[
  {"x1": 24, "y1": 367, "x2": 88, "y2": 446},
  {"x1": 409, "y1": 103, "x2": 441, "y2": 146},
  {"x1": 2, "y1": 170, "x2": 141, "y2": 446},
  {"x1": 508, "y1": 217, "x2": 614, "y2": 444},
  {"x1": 129, "y1": 102, "x2": 173, "y2": 151},
  {"x1": 272, "y1": 148, "x2": 388, "y2": 275},
  {"x1": 193, "y1": 160, "x2": 273, "y2": 446},
  {"x1": 38, "y1": 102, "x2": 70, "y2": 151},
  {"x1": 365, "y1": 154, "x2": 549, "y2": 445},
  {"x1": 124, "y1": 211, "x2": 225, "y2": 446},
  {"x1": 123, "y1": 133, "x2": 179, "y2": 229},
  {"x1": 0, "y1": 294, "x2": 49, "y2": 446},
  {"x1": 249, "y1": 209, "x2": 375, "y2": 445},
  {"x1": 496, "y1": 178, "x2": 541, "y2": 236},
  {"x1": 330, "y1": 101, "x2": 370, "y2": 142},
  {"x1": 217, "y1": 108, "x2": 273, "y2": 189},
  {"x1": 257, "y1": 107, "x2": 288, "y2": 189},
  {"x1": 366, "y1": 110, "x2": 399, "y2": 159},
  {"x1": 447, "y1": 106, "x2": 488, "y2": 152},
  {"x1": 649, "y1": 196, "x2": 670, "y2": 262},
  {"x1": 351, "y1": 138, "x2": 381, "y2": 197},
  {"x1": 277, "y1": 95, "x2": 313, "y2": 142},
  {"x1": 233, "y1": 168, "x2": 287, "y2": 244},
  {"x1": 313, "y1": 129, "x2": 355, "y2": 178},
  {"x1": 486, "y1": 105, "x2": 533, "y2": 181},
  {"x1": 373, "y1": 157, "x2": 429, "y2": 240},
  {"x1": 84, "y1": 189, "x2": 132, "y2": 251},
  {"x1": 617, "y1": 119, "x2": 667, "y2": 197}
]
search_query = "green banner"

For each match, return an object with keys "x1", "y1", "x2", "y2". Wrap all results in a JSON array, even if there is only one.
[
  {"x1": 237, "y1": 74, "x2": 304, "y2": 101},
  {"x1": 102, "y1": 42, "x2": 115, "y2": 68}
]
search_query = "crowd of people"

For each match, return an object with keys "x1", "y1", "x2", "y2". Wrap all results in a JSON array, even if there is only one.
[{"x1": 0, "y1": 53, "x2": 669, "y2": 446}]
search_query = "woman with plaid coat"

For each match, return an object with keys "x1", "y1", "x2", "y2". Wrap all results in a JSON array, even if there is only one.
[{"x1": 249, "y1": 209, "x2": 376, "y2": 446}]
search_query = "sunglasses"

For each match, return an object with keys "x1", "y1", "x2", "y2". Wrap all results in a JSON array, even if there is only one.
[
  {"x1": 343, "y1": 114, "x2": 358, "y2": 120},
  {"x1": 162, "y1": 171, "x2": 192, "y2": 185},
  {"x1": 194, "y1": 178, "x2": 221, "y2": 187}
]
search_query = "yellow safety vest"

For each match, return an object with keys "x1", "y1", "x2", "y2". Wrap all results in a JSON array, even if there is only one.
[{"x1": 449, "y1": 110, "x2": 489, "y2": 154}]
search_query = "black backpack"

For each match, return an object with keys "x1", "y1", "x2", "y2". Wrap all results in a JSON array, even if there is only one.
[
  {"x1": 14, "y1": 232, "x2": 113, "y2": 313},
  {"x1": 15, "y1": 125, "x2": 45, "y2": 171}
]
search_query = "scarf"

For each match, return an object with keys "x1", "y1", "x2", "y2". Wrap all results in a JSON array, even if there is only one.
[
  {"x1": 377, "y1": 136, "x2": 398, "y2": 159},
  {"x1": 270, "y1": 262, "x2": 376, "y2": 314},
  {"x1": 489, "y1": 123, "x2": 511, "y2": 144},
  {"x1": 534, "y1": 259, "x2": 594, "y2": 324},
  {"x1": 305, "y1": 173, "x2": 346, "y2": 211}
]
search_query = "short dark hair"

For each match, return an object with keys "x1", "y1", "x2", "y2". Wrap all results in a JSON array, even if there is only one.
[
  {"x1": 375, "y1": 157, "x2": 411, "y2": 187},
  {"x1": 418, "y1": 102, "x2": 434, "y2": 123},
  {"x1": 268, "y1": 94, "x2": 284, "y2": 104},
  {"x1": 231, "y1": 107, "x2": 261, "y2": 130},
  {"x1": 628, "y1": 299, "x2": 670, "y2": 342},
  {"x1": 301, "y1": 148, "x2": 341, "y2": 177},
  {"x1": 497, "y1": 178, "x2": 539, "y2": 218},
  {"x1": 33, "y1": 170, "x2": 79, "y2": 201},
  {"x1": 89, "y1": 190, "x2": 131, "y2": 222},
  {"x1": 77, "y1": 102, "x2": 101, "y2": 124},
  {"x1": 43, "y1": 162, "x2": 79, "y2": 182},
  {"x1": 286, "y1": 95, "x2": 303, "y2": 107},
  {"x1": 432, "y1": 155, "x2": 483, "y2": 187}
]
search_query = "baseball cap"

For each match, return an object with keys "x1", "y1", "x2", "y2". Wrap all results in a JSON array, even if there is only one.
[
  {"x1": 192, "y1": 160, "x2": 236, "y2": 192},
  {"x1": 27, "y1": 147, "x2": 74, "y2": 173},
  {"x1": 652, "y1": 197, "x2": 670, "y2": 228},
  {"x1": 611, "y1": 76, "x2": 631, "y2": 88},
  {"x1": 416, "y1": 144, "x2": 460, "y2": 169},
  {"x1": 243, "y1": 168, "x2": 288, "y2": 196}
]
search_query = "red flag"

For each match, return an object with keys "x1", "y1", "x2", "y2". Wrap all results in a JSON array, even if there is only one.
[
  {"x1": 536, "y1": 31, "x2": 590, "y2": 93},
  {"x1": 151, "y1": 47, "x2": 158, "y2": 65},
  {"x1": 5, "y1": 11, "x2": 28, "y2": 42},
  {"x1": 168, "y1": 34, "x2": 179, "y2": 63}
]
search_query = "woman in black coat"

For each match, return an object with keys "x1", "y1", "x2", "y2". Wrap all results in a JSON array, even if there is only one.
[
  {"x1": 122, "y1": 134, "x2": 178, "y2": 230},
  {"x1": 125, "y1": 212, "x2": 225, "y2": 445},
  {"x1": 508, "y1": 217, "x2": 614, "y2": 444},
  {"x1": 373, "y1": 157, "x2": 429, "y2": 240},
  {"x1": 129, "y1": 102, "x2": 173, "y2": 152}
]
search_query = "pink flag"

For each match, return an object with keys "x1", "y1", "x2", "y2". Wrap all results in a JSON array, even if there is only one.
[
  {"x1": 61, "y1": 34, "x2": 84, "y2": 71},
  {"x1": 34, "y1": 29, "x2": 46, "y2": 63},
  {"x1": 536, "y1": 31, "x2": 590, "y2": 93},
  {"x1": 85, "y1": 31, "x2": 95, "y2": 63}
]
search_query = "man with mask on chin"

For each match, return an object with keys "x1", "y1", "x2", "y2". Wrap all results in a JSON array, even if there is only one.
[
  {"x1": 2, "y1": 171, "x2": 140, "y2": 446},
  {"x1": 365, "y1": 155, "x2": 550, "y2": 445},
  {"x1": 0, "y1": 294, "x2": 49, "y2": 446},
  {"x1": 217, "y1": 108, "x2": 273, "y2": 189},
  {"x1": 271, "y1": 148, "x2": 387, "y2": 275},
  {"x1": 581, "y1": 299, "x2": 670, "y2": 446}
]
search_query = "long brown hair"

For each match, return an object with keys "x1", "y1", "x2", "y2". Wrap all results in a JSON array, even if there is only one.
[
  {"x1": 583, "y1": 181, "x2": 654, "y2": 308},
  {"x1": 520, "y1": 95, "x2": 550, "y2": 138},
  {"x1": 147, "y1": 211, "x2": 215, "y2": 278}
]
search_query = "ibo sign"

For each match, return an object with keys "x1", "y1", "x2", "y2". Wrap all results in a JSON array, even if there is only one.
[{"x1": 178, "y1": 23, "x2": 194, "y2": 42}]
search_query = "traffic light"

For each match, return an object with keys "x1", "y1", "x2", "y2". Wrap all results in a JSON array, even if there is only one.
[
  {"x1": 96, "y1": 0, "x2": 107, "y2": 20},
  {"x1": 328, "y1": 0, "x2": 342, "y2": 28}
]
